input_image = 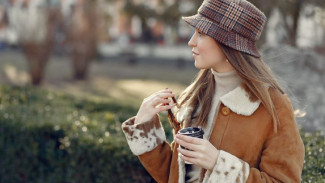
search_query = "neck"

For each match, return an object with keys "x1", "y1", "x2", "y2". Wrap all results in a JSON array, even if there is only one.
[
  {"x1": 211, "y1": 69, "x2": 242, "y2": 97},
  {"x1": 212, "y1": 62, "x2": 235, "y2": 73}
]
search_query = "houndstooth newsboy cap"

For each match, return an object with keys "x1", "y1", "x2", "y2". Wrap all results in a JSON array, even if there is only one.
[{"x1": 182, "y1": 0, "x2": 267, "y2": 58}]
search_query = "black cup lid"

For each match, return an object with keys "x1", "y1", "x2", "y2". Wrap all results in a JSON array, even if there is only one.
[{"x1": 178, "y1": 127, "x2": 204, "y2": 135}]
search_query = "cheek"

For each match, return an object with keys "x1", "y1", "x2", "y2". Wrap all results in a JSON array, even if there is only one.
[
  {"x1": 198, "y1": 44, "x2": 211, "y2": 58},
  {"x1": 198, "y1": 45, "x2": 217, "y2": 62},
  {"x1": 200, "y1": 42, "x2": 225, "y2": 64}
]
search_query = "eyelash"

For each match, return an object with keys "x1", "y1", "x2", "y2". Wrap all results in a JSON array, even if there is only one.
[{"x1": 198, "y1": 31, "x2": 203, "y2": 37}]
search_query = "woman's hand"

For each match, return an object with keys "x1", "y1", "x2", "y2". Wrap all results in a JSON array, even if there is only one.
[
  {"x1": 135, "y1": 89, "x2": 175, "y2": 124},
  {"x1": 175, "y1": 134, "x2": 220, "y2": 170}
]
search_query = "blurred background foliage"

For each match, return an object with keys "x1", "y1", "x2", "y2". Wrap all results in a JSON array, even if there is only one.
[{"x1": 0, "y1": 0, "x2": 324, "y2": 182}]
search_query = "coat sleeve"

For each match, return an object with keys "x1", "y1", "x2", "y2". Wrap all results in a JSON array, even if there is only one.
[
  {"x1": 203, "y1": 95, "x2": 305, "y2": 183},
  {"x1": 121, "y1": 114, "x2": 174, "y2": 183}
]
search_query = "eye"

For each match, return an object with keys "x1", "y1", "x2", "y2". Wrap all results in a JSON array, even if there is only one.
[{"x1": 197, "y1": 31, "x2": 204, "y2": 37}]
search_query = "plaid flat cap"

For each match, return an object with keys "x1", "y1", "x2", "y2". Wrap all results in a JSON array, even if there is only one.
[{"x1": 182, "y1": 0, "x2": 266, "y2": 57}]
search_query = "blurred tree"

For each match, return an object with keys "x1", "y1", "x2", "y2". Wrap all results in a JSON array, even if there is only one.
[
  {"x1": 8, "y1": 0, "x2": 61, "y2": 85},
  {"x1": 65, "y1": 0, "x2": 97, "y2": 80},
  {"x1": 123, "y1": 0, "x2": 156, "y2": 42},
  {"x1": 310, "y1": 0, "x2": 325, "y2": 7},
  {"x1": 123, "y1": 0, "x2": 201, "y2": 43},
  {"x1": 275, "y1": 0, "x2": 304, "y2": 46},
  {"x1": 158, "y1": 1, "x2": 180, "y2": 26},
  {"x1": 249, "y1": 0, "x2": 325, "y2": 47},
  {"x1": 269, "y1": 0, "x2": 324, "y2": 47},
  {"x1": 247, "y1": 0, "x2": 276, "y2": 46}
]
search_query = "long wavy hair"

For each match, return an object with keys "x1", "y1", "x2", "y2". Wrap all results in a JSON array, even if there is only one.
[{"x1": 178, "y1": 44, "x2": 284, "y2": 133}]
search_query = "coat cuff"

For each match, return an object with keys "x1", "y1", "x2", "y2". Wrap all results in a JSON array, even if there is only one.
[
  {"x1": 203, "y1": 150, "x2": 250, "y2": 183},
  {"x1": 121, "y1": 114, "x2": 166, "y2": 156}
]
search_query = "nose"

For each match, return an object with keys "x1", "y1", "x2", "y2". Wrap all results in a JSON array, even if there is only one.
[{"x1": 188, "y1": 32, "x2": 196, "y2": 47}]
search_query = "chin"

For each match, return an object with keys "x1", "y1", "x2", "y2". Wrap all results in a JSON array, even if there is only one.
[
  {"x1": 194, "y1": 60, "x2": 201, "y2": 69},
  {"x1": 194, "y1": 60, "x2": 208, "y2": 69}
]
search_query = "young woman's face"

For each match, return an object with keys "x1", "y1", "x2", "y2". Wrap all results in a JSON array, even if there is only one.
[{"x1": 188, "y1": 29, "x2": 234, "y2": 72}]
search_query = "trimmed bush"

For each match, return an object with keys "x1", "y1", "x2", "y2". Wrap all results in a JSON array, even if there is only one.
[
  {"x1": 301, "y1": 131, "x2": 325, "y2": 182},
  {"x1": 0, "y1": 85, "x2": 324, "y2": 182},
  {"x1": 0, "y1": 85, "x2": 158, "y2": 183}
]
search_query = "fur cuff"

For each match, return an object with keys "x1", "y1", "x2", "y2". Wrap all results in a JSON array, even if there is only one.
[
  {"x1": 121, "y1": 114, "x2": 166, "y2": 155},
  {"x1": 203, "y1": 150, "x2": 250, "y2": 183}
]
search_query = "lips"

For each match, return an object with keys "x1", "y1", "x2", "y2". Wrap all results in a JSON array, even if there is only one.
[{"x1": 192, "y1": 51, "x2": 199, "y2": 55}]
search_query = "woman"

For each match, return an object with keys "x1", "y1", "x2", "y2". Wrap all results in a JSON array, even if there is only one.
[{"x1": 121, "y1": 0, "x2": 305, "y2": 182}]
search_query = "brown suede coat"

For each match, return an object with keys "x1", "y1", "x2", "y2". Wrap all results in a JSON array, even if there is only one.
[{"x1": 122, "y1": 86, "x2": 305, "y2": 183}]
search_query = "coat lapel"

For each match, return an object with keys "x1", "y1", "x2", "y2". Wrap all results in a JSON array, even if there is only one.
[
  {"x1": 220, "y1": 86, "x2": 261, "y2": 116},
  {"x1": 177, "y1": 85, "x2": 261, "y2": 182}
]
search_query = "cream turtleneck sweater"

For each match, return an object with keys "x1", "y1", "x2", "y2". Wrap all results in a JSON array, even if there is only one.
[{"x1": 185, "y1": 69, "x2": 242, "y2": 183}]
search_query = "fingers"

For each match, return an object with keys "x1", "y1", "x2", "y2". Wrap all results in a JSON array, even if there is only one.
[
  {"x1": 145, "y1": 89, "x2": 175, "y2": 108},
  {"x1": 152, "y1": 98, "x2": 171, "y2": 106},
  {"x1": 156, "y1": 88, "x2": 174, "y2": 97},
  {"x1": 146, "y1": 89, "x2": 174, "y2": 101},
  {"x1": 154, "y1": 88, "x2": 173, "y2": 96},
  {"x1": 177, "y1": 147, "x2": 197, "y2": 158},
  {"x1": 139, "y1": 88, "x2": 176, "y2": 114},
  {"x1": 176, "y1": 134, "x2": 203, "y2": 145},
  {"x1": 150, "y1": 94, "x2": 175, "y2": 110},
  {"x1": 176, "y1": 134, "x2": 220, "y2": 170},
  {"x1": 179, "y1": 153, "x2": 196, "y2": 164},
  {"x1": 175, "y1": 135, "x2": 200, "y2": 151},
  {"x1": 159, "y1": 88, "x2": 173, "y2": 93},
  {"x1": 155, "y1": 103, "x2": 176, "y2": 113},
  {"x1": 135, "y1": 89, "x2": 176, "y2": 124},
  {"x1": 155, "y1": 92, "x2": 175, "y2": 100}
]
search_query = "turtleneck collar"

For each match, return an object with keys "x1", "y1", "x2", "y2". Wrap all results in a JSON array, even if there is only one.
[{"x1": 211, "y1": 68, "x2": 242, "y2": 97}]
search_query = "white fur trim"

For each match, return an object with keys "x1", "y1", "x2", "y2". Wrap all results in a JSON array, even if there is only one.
[
  {"x1": 203, "y1": 150, "x2": 250, "y2": 183},
  {"x1": 121, "y1": 115, "x2": 166, "y2": 155},
  {"x1": 178, "y1": 153, "x2": 186, "y2": 183},
  {"x1": 220, "y1": 86, "x2": 261, "y2": 116},
  {"x1": 176, "y1": 106, "x2": 193, "y2": 124}
]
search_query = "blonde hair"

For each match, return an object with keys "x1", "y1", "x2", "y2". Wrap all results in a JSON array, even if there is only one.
[{"x1": 178, "y1": 45, "x2": 284, "y2": 133}]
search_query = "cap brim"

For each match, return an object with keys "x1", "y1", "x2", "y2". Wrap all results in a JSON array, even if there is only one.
[{"x1": 182, "y1": 14, "x2": 261, "y2": 58}]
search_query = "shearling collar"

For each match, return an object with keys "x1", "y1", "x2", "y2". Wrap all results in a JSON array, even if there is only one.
[
  {"x1": 220, "y1": 85, "x2": 261, "y2": 116},
  {"x1": 175, "y1": 85, "x2": 261, "y2": 127}
]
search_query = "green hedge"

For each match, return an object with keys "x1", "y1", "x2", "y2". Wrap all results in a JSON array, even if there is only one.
[
  {"x1": 0, "y1": 85, "x2": 324, "y2": 182},
  {"x1": 0, "y1": 85, "x2": 160, "y2": 183}
]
